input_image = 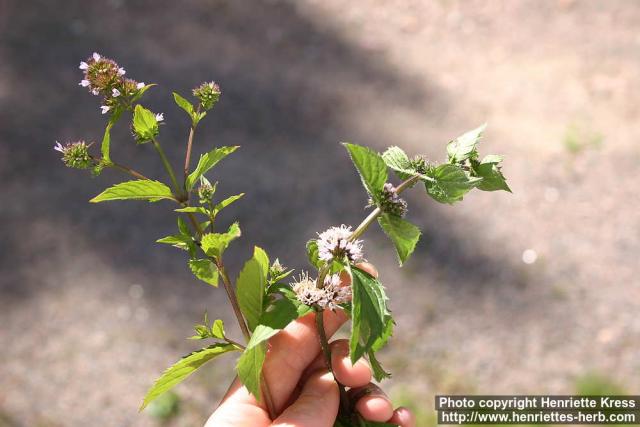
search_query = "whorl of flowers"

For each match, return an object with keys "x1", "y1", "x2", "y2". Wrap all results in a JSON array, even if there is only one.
[
  {"x1": 291, "y1": 272, "x2": 351, "y2": 310},
  {"x1": 378, "y1": 183, "x2": 408, "y2": 217},
  {"x1": 317, "y1": 225, "x2": 364, "y2": 263},
  {"x1": 197, "y1": 177, "x2": 216, "y2": 202},
  {"x1": 79, "y1": 52, "x2": 147, "y2": 114},
  {"x1": 54, "y1": 141, "x2": 94, "y2": 169},
  {"x1": 193, "y1": 81, "x2": 221, "y2": 110}
]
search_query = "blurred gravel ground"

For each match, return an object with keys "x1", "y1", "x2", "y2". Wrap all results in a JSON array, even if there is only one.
[{"x1": 1, "y1": 0, "x2": 639, "y2": 426}]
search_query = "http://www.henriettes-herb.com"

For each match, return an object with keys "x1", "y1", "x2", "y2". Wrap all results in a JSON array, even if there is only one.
[{"x1": 56, "y1": 53, "x2": 510, "y2": 427}]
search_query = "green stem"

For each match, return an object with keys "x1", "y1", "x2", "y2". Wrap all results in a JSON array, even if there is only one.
[
  {"x1": 183, "y1": 106, "x2": 201, "y2": 193},
  {"x1": 108, "y1": 161, "x2": 151, "y2": 181},
  {"x1": 349, "y1": 174, "x2": 420, "y2": 242},
  {"x1": 316, "y1": 309, "x2": 350, "y2": 415},
  {"x1": 152, "y1": 138, "x2": 182, "y2": 199}
]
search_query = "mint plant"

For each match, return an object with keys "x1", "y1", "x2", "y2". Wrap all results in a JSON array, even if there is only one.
[{"x1": 57, "y1": 53, "x2": 510, "y2": 427}]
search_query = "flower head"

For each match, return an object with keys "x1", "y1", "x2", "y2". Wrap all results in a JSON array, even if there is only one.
[
  {"x1": 197, "y1": 176, "x2": 216, "y2": 202},
  {"x1": 54, "y1": 140, "x2": 93, "y2": 169},
  {"x1": 316, "y1": 225, "x2": 364, "y2": 263},
  {"x1": 377, "y1": 183, "x2": 408, "y2": 217},
  {"x1": 291, "y1": 272, "x2": 351, "y2": 310},
  {"x1": 193, "y1": 81, "x2": 221, "y2": 110}
]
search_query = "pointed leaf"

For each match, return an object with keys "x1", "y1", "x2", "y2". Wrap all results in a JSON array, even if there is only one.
[
  {"x1": 213, "y1": 193, "x2": 245, "y2": 214},
  {"x1": 474, "y1": 155, "x2": 511, "y2": 192},
  {"x1": 211, "y1": 319, "x2": 225, "y2": 339},
  {"x1": 173, "y1": 92, "x2": 194, "y2": 119},
  {"x1": 378, "y1": 214, "x2": 421, "y2": 265},
  {"x1": 140, "y1": 343, "x2": 239, "y2": 410},
  {"x1": 186, "y1": 146, "x2": 239, "y2": 191},
  {"x1": 343, "y1": 143, "x2": 388, "y2": 201},
  {"x1": 236, "y1": 247, "x2": 269, "y2": 332},
  {"x1": 447, "y1": 123, "x2": 486, "y2": 163},
  {"x1": 90, "y1": 180, "x2": 174, "y2": 203},
  {"x1": 133, "y1": 104, "x2": 160, "y2": 143}
]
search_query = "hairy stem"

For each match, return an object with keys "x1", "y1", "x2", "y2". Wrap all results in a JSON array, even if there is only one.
[
  {"x1": 316, "y1": 309, "x2": 350, "y2": 414},
  {"x1": 152, "y1": 138, "x2": 182, "y2": 199},
  {"x1": 183, "y1": 106, "x2": 201, "y2": 192},
  {"x1": 349, "y1": 174, "x2": 421, "y2": 242},
  {"x1": 108, "y1": 161, "x2": 152, "y2": 181}
]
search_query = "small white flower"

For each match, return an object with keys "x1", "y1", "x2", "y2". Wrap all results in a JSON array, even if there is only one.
[
  {"x1": 79, "y1": 61, "x2": 88, "y2": 70},
  {"x1": 53, "y1": 141, "x2": 65, "y2": 153},
  {"x1": 112, "y1": 88, "x2": 121, "y2": 97},
  {"x1": 155, "y1": 113, "x2": 164, "y2": 122},
  {"x1": 92, "y1": 52, "x2": 101, "y2": 61},
  {"x1": 136, "y1": 82, "x2": 145, "y2": 89},
  {"x1": 117, "y1": 67, "x2": 126, "y2": 76},
  {"x1": 91, "y1": 88, "x2": 99, "y2": 96},
  {"x1": 317, "y1": 225, "x2": 364, "y2": 263},
  {"x1": 79, "y1": 79, "x2": 90, "y2": 87},
  {"x1": 290, "y1": 272, "x2": 350, "y2": 310},
  {"x1": 100, "y1": 105, "x2": 111, "y2": 114}
]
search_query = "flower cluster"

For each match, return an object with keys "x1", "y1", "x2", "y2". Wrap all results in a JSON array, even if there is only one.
[
  {"x1": 79, "y1": 52, "x2": 147, "y2": 114},
  {"x1": 291, "y1": 272, "x2": 351, "y2": 310},
  {"x1": 197, "y1": 177, "x2": 216, "y2": 202},
  {"x1": 54, "y1": 141, "x2": 94, "y2": 169},
  {"x1": 377, "y1": 183, "x2": 408, "y2": 217},
  {"x1": 193, "y1": 81, "x2": 221, "y2": 110},
  {"x1": 317, "y1": 225, "x2": 364, "y2": 263}
]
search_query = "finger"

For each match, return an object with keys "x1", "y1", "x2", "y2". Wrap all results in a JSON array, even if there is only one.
[
  {"x1": 299, "y1": 339, "x2": 372, "y2": 389},
  {"x1": 389, "y1": 407, "x2": 416, "y2": 427},
  {"x1": 263, "y1": 308, "x2": 347, "y2": 411},
  {"x1": 349, "y1": 383, "x2": 394, "y2": 422},
  {"x1": 340, "y1": 262, "x2": 379, "y2": 285},
  {"x1": 272, "y1": 370, "x2": 339, "y2": 427}
]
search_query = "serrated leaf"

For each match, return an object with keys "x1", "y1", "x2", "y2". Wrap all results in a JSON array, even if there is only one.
[
  {"x1": 237, "y1": 247, "x2": 269, "y2": 332},
  {"x1": 474, "y1": 155, "x2": 511, "y2": 192},
  {"x1": 349, "y1": 266, "x2": 391, "y2": 364},
  {"x1": 188, "y1": 259, "x2": 219, "y2": 286},
  {"x1": 90, "y1": 180, "x2": 174, "y2": 203},
  {"x1": 378, "y1": 214, "x2": 421, "y2": 266},
  {"x1": 140, "y1": 343, "x2": 239, "y2": 410},
  {"x1": 200, "y1": 222, "x2": 241, "y2": 258},
  {"x1": 381, "y1": 146, "x2": 414, "y2": 178},
  {"x1": 446, "y1": 123, "x2": 486, "y2": 163},
  {"x1": 368, "y1": 350, "x2": 391, "y2": 382},
  {"x1": 186, "y1": 146, "x2": 239, "y2": 191},
  {"x1": 211, "y1": 319, "x2": 225, "y2": 339},
  {"x1": 172, "y1": 92, "x2": 194, "y2": 119},
  {"x1": 133, "y1": 104, "x2": 159, "y2": 143},
  {"x1": 424, "y1": 164, "x2": 482, "y2": 204},
  {"x1": 213, "y1": 193, "x2": 245, "y2": 214},
  {"x1": 343, "y1": 143, "x2": 388, "y2": 201}
]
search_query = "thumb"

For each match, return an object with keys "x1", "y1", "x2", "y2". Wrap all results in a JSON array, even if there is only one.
[{"x1": 271, "y1": 370, "x2": 339, "y2": 427}]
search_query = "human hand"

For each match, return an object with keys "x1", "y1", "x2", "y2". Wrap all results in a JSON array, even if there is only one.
[{"x1": 206, "y1": 262, "x2": 415, "y2": 427}]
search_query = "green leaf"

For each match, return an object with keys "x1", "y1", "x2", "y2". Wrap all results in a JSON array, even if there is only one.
[
  {"x1": 213, "y1": 193, "x2": 245, "y2": 214},
  {"x1": 368, "y1": 350, "x2": 391, "y2": 382},
  {"x1": 349, "y1": 266, "x2": 390, "y2": 363},
  {"x1": 378, "y1": 214, "x2": 421, "y2": 265},
  {"x1": 133, "y1": 104, "x2": 160, "y2": 143},
  {"x1": 343, "y1": 143, "x2": 388, "y2": 201},
  {"x1": 90, "y1": 180, "x2": 175, "y2": 203},
  {"x1": 211, "y1": 319, "x2": 225, "y2": 339},
  {"x1": 200, "y1": 222, "x2": 241, "y2": 258},
  {"x1": 236, "y1": 247, "x2": 269, "y2": 332},
  {"x1": 424, "y1": 164, "x2": 482, "y2": 204},
  {"x1": 140, "y1": 343, "x2": 239, "y2": 410},
  {"x1": 446, "y1": 123, "x2": 486, "y2": 163},
  {"x1": 188, "y1": 259, "x2": 219, "y2": 286},
  {"x1": 173, "y1": 92, "x2": 194, "y2": 120},
  {"x1": 306, "y1": 239, "x2": 322, "y2": 268},
  {"x1": 381, "y1": 146, "x2": 415, "y2": 179},
  {"x1": 156, "y1": 234, "x2": 192, "y2": 251},
  {"x1": 236, "y1": 295, "x2": 311, "y2": 400},
  {"x1": 131, "y1": 83, "x2": 156, "y2": 103},
  {"x1": 174, "y1": 206, "x2": 210, "y2": 215},
  {"x1": 474, "y1": 155, "x2": 511, "y2": 192},
  {"x1": 186, "y1": 146, "x2": 239, "y2": 191}
]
